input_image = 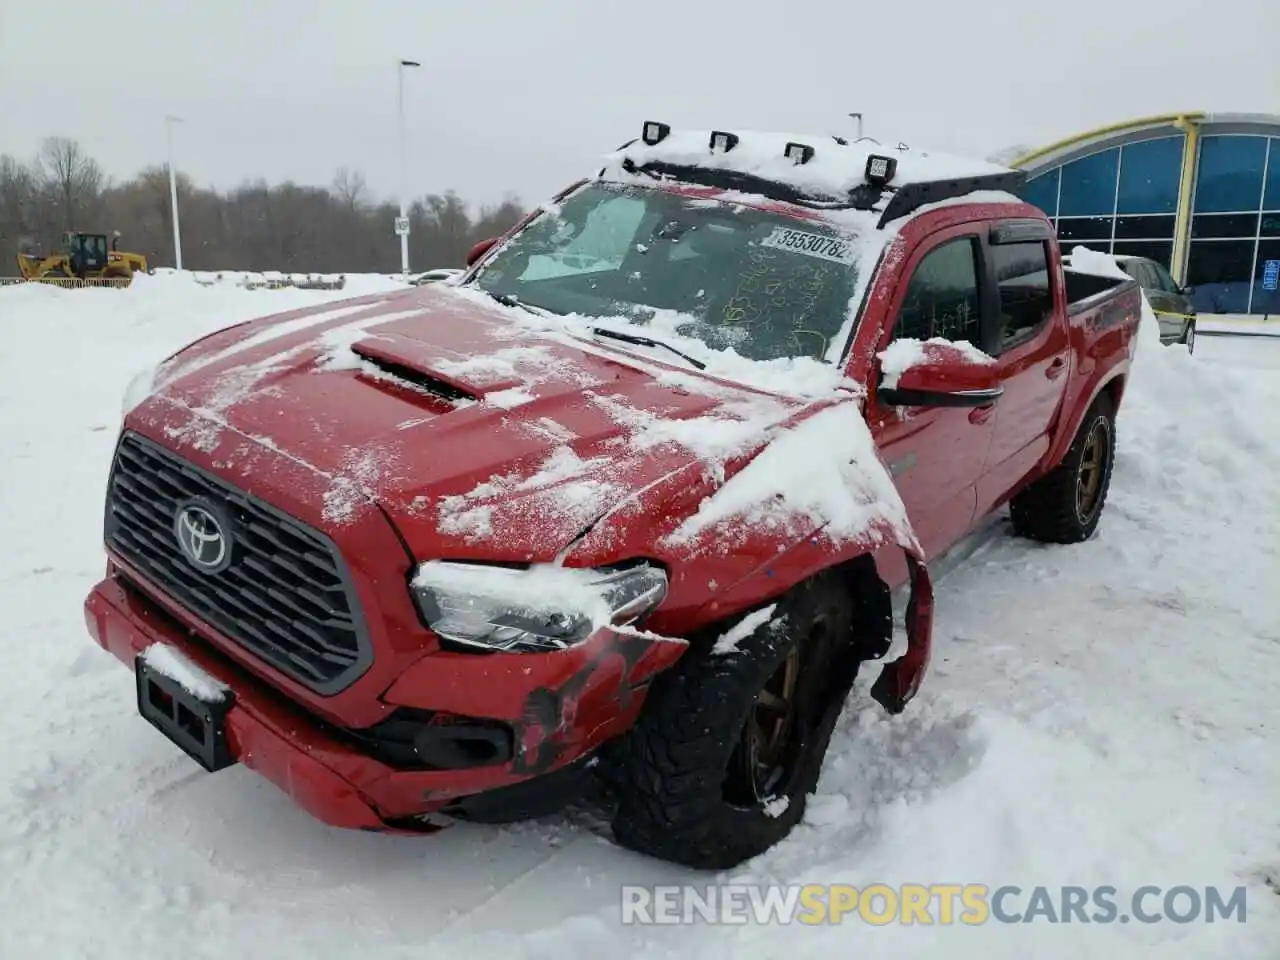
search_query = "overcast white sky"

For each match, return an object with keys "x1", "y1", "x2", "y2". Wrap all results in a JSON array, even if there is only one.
[{"x1": 2, "y1": 0, "x2": 1276, "y2": 208}]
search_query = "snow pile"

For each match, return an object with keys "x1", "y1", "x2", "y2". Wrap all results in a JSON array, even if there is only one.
[
  {"x1": 602, "y1": 128, "x2": 1012, "y2": 203},
  {"x1": 435, "y1": 444, "x2": 625, "y2": 543},
  {"x1": 312, "y1": 308, "x2": 428, "y2": 371},
  {"x1": 483, "y1": 386, "x2": 537, "y2": 409},
  {"x1": 877, "y1": 337, "x2": 995, "y2": 389},
  {"x1": 139, "y1": 643, "x2": 229, "y2": 703},
  {"x1": 321, "y1": 448, "x2": 389, "y2": 526},
  {"x1": 1064, "y1": 245, "x2": 1132, "y2": 280},
  {"x1": 665, "y1": 402, "x2": 919, "y2": 555},
  {"x1": 111, "y1": 272, "x2": 407, "y2": 414},
  {"x1": 711, "y1": 603, "x2": 779, "y2": 656},
  {"x1": 590, "y1": 390, "x2": 790, "y2": 464},
  {"x1": 181, "y1": 268, "x2": 362, "y2": 291}
]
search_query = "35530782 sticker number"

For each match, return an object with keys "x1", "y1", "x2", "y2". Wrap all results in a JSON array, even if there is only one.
[{"x1": 760, "y1": 227, "x2": 857, "y2": 265}]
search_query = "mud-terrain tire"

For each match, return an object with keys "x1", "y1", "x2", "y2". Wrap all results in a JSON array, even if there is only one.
[
  {"x1": 1009, "y1": 393, "x2": 1116, "y2": 544},
  {"x1": 606, "y1": 572, "x2": 861, "y2": 870}
]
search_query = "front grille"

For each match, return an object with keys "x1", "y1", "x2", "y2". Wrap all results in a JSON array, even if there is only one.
[{"x1": 105, "y1": 432, "x2": 371, "y2": 694}]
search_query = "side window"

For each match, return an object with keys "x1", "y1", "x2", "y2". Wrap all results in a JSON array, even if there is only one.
[
  {"x1": 1150, "y1": 261, "x2": 1178, "y2": 293},
  {"x1": 992, "y1": 240, "x2": 1054, "y2": 348},
  {"x1": 1131, "y1": 261, "x2": 1156, "y2": 291},
  {"x1": 892, "y1": 237, "x2": 982, "y2": 345}
]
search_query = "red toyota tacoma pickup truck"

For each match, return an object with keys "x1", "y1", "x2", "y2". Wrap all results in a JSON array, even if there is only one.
[{"x1": 84, "y1": 122, "x2": 1142, "y2": 869}]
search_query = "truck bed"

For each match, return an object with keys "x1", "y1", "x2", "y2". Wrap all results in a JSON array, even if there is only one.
[{"x1": 1062, "y1": 256, "x2": 1141, "y2": 318}]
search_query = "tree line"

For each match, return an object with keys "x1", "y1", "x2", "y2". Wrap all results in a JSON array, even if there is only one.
[{"x1": 0, "y1": 137, "x2": 528, "y2": 276}]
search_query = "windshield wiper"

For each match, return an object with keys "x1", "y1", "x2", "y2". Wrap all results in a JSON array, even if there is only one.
[
  {"x1": 590, "y1": 327, "x2": 707, "y2": 370},
  {"x1": 477, "y1": 288, "x2": 554, "y2": 318}
]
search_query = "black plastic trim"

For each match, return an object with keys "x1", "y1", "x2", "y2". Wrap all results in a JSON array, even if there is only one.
[
  {"x1": 989, "y1": 218, "x2": 1054, "y2": 245},
  {"x1": 331, "y1": 707, "x2": 514, "y2": 771},
  {"x1": 876, "y1": 171, "x2": 1028, "y2": 227},
  {"x1": 135, "y1": 654, "x2": 236, "y2": 772},
  {"x1": 620, "y1": 158, "x2": 847, "y2": 206},
  {"x1": 617, "y1": 157, "x2": 1027, "y2": 231}
]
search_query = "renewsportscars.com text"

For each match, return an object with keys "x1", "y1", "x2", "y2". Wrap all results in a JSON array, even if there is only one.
[{"x1": 621, "y1": 883, "x2": 1251, "y2": 926}]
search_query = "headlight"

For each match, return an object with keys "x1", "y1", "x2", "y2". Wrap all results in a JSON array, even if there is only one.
[{"x1": 410, "y1": 561, "x2": 668, "y2": 653}]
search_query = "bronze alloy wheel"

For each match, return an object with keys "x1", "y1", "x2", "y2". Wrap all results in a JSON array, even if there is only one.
[
  {"x1": 1075, "y1": 416, "x2": 1112, "y2": 524},
  {"x1": 724, "y1": 642, "x2": 803, "y2": 805}
]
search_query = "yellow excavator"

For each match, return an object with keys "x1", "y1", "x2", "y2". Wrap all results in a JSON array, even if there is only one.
[{"x1": 17, "y1": 231, "x2": 150, "y2": 287}]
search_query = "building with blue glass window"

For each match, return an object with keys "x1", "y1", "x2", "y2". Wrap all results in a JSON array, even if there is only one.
[{"x1": 1010, "y1": 112, "x2": 1280, "y2": 316}]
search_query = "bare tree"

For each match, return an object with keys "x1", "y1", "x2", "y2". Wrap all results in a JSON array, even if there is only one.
[
  {"x1": 5, "y1": 138, "x2": 527, "y2": 273},
  {"x1": 0, "y1": 155, "x2": 40, "y2": 262},
  {"x1": 38, "y1": 136, "x2": 105, "y2": 230},
  {"x1": 331, "y1": 166, "x2": 369, "y2": 212}
]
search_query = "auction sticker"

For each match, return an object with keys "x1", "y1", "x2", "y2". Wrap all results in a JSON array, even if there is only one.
[{"x1": 760, "y1": 226, "x2": 857, "y2": 264}]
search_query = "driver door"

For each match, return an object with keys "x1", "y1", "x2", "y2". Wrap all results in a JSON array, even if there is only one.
[{"x1": 866, "y1": 227, "x2": 997, "y2": 564}]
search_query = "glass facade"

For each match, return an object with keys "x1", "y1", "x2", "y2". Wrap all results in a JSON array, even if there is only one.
[
  {"x1": 1186, "y1": 136, "x2": 1278, "y2": 315},
  {"x1": 1020, "y1": 136, "x2": 1182, "y2": 272},
  {"x1": 1019, "y1": 130, "x2": 1280, "y2": 314}
]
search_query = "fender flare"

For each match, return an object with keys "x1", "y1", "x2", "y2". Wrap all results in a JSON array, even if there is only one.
[
  {"x1": 684, "y1": 533, "x2": 936, "y2": 716},
  {"x1": 1044, "y1": 371, "x2": 1126, "y2": 471}
]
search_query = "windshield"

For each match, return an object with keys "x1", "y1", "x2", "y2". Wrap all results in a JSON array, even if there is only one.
[{"x1": 468, "y1": 182, "x2": 864, "y2": 362}]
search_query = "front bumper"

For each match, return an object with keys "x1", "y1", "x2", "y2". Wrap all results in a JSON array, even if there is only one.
[{"x1": 84, "y1": 570, "x2": 687, "y2": 830}]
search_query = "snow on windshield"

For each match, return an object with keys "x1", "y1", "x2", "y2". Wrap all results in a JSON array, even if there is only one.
[
  {"x1": 468, "y1": 182, "x2": 864, "y2": 364},
  {"x1": 446, "y1": 283, "x2": 857, "y2": 399}
]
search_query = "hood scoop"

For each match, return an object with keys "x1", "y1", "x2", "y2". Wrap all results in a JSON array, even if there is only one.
[{"x1": 349, "y1": 338, "x2": 485, "y2": 404}]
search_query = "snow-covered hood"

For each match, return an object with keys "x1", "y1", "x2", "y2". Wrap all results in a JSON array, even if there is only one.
[{"x1": 125, "y1": 284, "x2": 918, "y2": 565}]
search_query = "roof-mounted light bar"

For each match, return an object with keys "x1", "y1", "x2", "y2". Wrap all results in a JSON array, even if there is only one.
[
  {"x1": 784, "y1": 141, "x2": 814, "y2": 165},
  {"x1": 642, "y1": 121, "x2": 671, "y2": 145},
  {"x1": 709, "y1": 130, "x2": 739, "y2": 154},
  {"x1": 865, "y1": 154, "x2": 898, "y2": 186}
]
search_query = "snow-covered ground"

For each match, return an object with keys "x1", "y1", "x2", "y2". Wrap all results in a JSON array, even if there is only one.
[{"x1": 1, "y1": 273, "x2": 1277, "y2": 959}]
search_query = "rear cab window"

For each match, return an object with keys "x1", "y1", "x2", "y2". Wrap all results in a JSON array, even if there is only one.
[{"x1": 991, "y1": 240, "x2": 1055, "y2": 350}]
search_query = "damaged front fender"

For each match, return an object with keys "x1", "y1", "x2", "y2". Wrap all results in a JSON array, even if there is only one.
[
  {"x1": 869, "y1": 553, "x2": 934, "y2": 714},
  {"x1": 380, "y1": 624, "x2": 689, "y2": 777}
]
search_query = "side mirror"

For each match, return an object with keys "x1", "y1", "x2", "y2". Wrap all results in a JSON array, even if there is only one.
[
  {"x1": 1180, "y1": 284, "x2": 1195, "y2": 297},
  {"x1": 465, "y1": 237, "x2": 499, "y2": 268},
  {"x1": 877, "y1": 340, "x2": 1003, "y2": 408}
]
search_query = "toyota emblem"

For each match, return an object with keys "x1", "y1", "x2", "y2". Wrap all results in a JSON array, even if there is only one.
[{"x1": 174, "y1": 500, "x2": 233, "y2": 573}]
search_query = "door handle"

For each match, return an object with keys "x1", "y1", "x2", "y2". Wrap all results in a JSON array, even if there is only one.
[{"x1": 1046, "y1": 357, "x2": 1067, "y2": 380}]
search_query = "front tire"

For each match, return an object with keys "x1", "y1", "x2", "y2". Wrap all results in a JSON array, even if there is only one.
[
  {"x1": 1183, "y1": 320, "x2": 1196, "y2": 355},
  {"x1": 606, "y1": 572, "x2": 861, "y2": 870},
  {"x1": 1009, "y1": 394, "x2": 1116, "y2": 544}
]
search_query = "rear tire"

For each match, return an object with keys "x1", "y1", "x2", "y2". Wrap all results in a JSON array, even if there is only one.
[
  {"x1": 605, "y1": 572, "x2": 861, "y2": 870},
  {"x1": 1009, "y1": 394, "x2": 1116, "y2": 544}
]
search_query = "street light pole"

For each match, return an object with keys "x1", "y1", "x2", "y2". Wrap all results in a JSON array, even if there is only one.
[
  {"x1": 165, "y1": 114, "x2": 184, "y2": 271},
  {"x1": 397, "y1": 59, "x2": 421, "y2": 281}
]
